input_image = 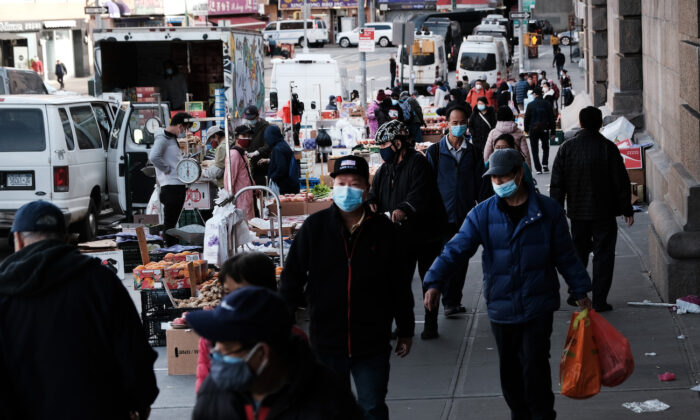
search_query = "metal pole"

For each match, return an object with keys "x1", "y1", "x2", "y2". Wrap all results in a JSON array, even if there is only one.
[
  {"x1": 408, "y1": 41, "x2": 414, "y2": 93},
  {"x1": 518, "y1": 0, "x2": 525, "y2": 73},
  {"x1": 302, "y1": 2, "x2": 309, "y2": 52},
  {"x1": 399, "y1": 24, "x2": 405, "y2": 88},
  {"x1": 370, "y1": 0, "x2": 375, "y2": 23},
  {"x1": 359, "y1": 2, "x2": 367, "y2": 111}
]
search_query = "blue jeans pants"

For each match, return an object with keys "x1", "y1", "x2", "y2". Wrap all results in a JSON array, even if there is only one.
[{"x1": 315, "y1": 351, "x2": 391, "y2": 420}]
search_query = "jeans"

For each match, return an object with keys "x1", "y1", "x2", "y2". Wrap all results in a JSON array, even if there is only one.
[
  {"x1": 159, "y1": 185, "x2": 187, "y2": 246},
  {"x1": 390, "y1": 73, "x2": 396, "y2": 88},
  {"x1": 57, "y1": 75, "x2": 64, "y2": 89},
  {"x1": 316, "y1": 351, "x2": 391, "y2": 420},
  {"x1": 529, "y1": 129, "x2": 550, "y2": 172},
  {"x1": 570, "y1": 218, "x2": 618, "y2": 307},
  {"x1": 490, "y1": 313, "x2": 556, "y2": 420}
]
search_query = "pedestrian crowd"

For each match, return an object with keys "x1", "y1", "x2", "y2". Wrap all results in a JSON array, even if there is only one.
[{"x1": 1, "y1": 55, "x2": 636, "y2": 419}]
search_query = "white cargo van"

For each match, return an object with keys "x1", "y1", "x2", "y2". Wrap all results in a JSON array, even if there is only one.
[
  {"x1": 269, "y1": 54, "x2": 347, "y2": 112},
  {"x1": 263, "y1": 19, "x2": 330, "y2": 47},
  {"x1": 457, "y1": 35, "x2": 510, "y2": 86},
  {"x1": 396, "y1": 33, "x2": 449, "y2": 90},
  {"x1": 473, "y1": 23, "x2": 511, "y2": 57},
  {"x1": 0, "y1": 95, "x2": 115, "y2": 240}
]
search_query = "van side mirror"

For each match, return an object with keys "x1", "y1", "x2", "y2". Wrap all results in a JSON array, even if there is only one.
[
  {"x1": 310, "y1": 101, "x2": 317, "y2": 110},
  {"x1": 270, "y1": 91, "x2": 278, "y2": 110}
]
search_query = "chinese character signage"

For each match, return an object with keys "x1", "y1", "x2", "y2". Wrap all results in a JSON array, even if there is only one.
[
  {"x1": 377, "y1": 0, "x2": 436, "y2": 10},
  {"x1": 208, "y1": 0, "x2": 257, "y2": 15},
  {"x1": 278, "y1": 0, "x2": 358, "y2": 9}
]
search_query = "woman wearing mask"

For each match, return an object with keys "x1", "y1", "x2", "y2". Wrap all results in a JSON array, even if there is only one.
[
  {"x1": 542, "y1": 81, "x2": 556, "y2": 114},
  {"x1": 467, "y1": 80, "x2": 486, "y2": 108},
  {"x1": 484, "y1": 106, "x2": 532, "y2": 169},
  {"x1": 223, "y1": 125, "x2": 256, "y2": 220},
  {"x1": 484, "y1": 133, "x2": 536, "y2": 191},
  {"x1": 367, "y1": 90, "x2": 386, "y2": 139},
  {"x1": 468, "y1": 97, "x2": 496, "y2": 153}
]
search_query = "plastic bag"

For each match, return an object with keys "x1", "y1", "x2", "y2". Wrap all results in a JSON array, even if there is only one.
[
  {"x1": 600, "y1": 116, "x2": 634, "y2": 143},
  {"x1": 560, "y1": 309, "x2": 601, "y2": 399},
  {"x1": 145, "y1": 185, "x2": 164, "y2": 224},
  {"x1": 589, "y1": 310, "x2": 635, "y2": 387}
]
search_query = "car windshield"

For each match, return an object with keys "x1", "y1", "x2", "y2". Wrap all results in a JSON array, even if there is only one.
[
  {"x1": 460, "y1": 52, "x2": 496, "y2": 71},
  {"x1": 476, "y1": 31, "x2": 506, "y2": 37},
  {"x1": 0, "y1": 108, "x2": 46, "y2": 152}
]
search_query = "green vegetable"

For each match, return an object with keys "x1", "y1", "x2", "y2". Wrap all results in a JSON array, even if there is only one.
[{"x1": 311, "y1": 184, "x2": 332, "y2": 199}]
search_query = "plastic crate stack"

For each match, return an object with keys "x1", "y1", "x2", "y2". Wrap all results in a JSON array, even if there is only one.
[
  {"x1": 119, "y1": 239, "x2": 164, "y2": 272},
  {"x1": 140, "y1": 288, "x2": 199, "y2": 346}
]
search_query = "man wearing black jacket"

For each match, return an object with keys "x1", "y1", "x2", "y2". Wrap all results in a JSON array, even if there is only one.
[
  {"x1": 281, "y1": 156, "x2": 414, "y2": 420},
  {"x1": 550, "y1": 107, "x2": 634, "y2": 312},
  {"x1": 244, "y1": 105, "x2": 271, "y2": 186},
  {"x1": 0, "y1": 201, "x2": 158, "y2": 419},
  {"x1": 369, "y1": 120, "x2": 447, "y2": 340},
  {"x1": 524, "y1": 86, "x2": 556, "y2": 174}
]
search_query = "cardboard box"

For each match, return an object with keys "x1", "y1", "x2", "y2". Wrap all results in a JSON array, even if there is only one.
[
  {"x1": 306, "y1": 200, "x2": 333, "y2": 214},
  {"x1": 166, "y1": 329, "x2": 200, "y2": 375},
  {"x1": 268, "y1": 201, "x2": 307, "y2": 216},
  {"x1": 82, "y1": 249, "x2": 125, "y2": 280},
  {"x1": 134, "y1": 214, "x2": 160, "y2": 225},
  {"x1": 620, "y1": 146, "x2": 643, "y2": 169},
  {"x1": 627, "y1": 168, "x2": 644, "y2": 186},
  {"x1": 133, "y1": 269, "x2": 164, "y2": 290}
]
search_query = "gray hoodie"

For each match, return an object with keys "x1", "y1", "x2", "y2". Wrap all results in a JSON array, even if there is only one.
[{"x1": 149, "y1": 128, "x2": 184, "y2": 186}]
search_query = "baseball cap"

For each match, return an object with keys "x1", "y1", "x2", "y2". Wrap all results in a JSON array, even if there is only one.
[
  {"x1": 185, "y1": 286, "x2": 292, "y2": 343},
  {"x1": 11, "y1": 200, "x2": 66, "y2": 233},
  {"x1": 330, "y1": 155, "x2": 370, "y2": 182},
  {"x1": 243, "y1": 105, "x2": 259, "y2": 120},
  {"x1": 483, "y1": 149, "x2": 524, "y2": 178}
]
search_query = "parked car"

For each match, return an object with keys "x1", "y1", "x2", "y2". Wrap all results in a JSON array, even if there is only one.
[
  {"x1": 262, "y1": 19, "x2": 329, "y2": 47},
  {"x1": 557, "y1": 30, "x2": 580, "y2": 46},
  {"x1": 0, "y1": 67, "x2": 48, "y2": 95},
  {"x1": 337, "y1": 22, "x2": 394, "y2": 48},
  {"x1": 0, "y1": 95, "x2": 115, "y2": 241}
]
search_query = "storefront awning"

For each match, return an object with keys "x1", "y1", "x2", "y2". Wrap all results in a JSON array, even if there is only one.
[
  {"x1": 0, "y1": 33, "x2": 26, "y2": 41},
  {"x1": 209, "y1": 16, "x2": 267, "y2": 30}
]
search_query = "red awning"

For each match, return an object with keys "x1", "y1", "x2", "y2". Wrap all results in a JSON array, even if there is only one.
[{"x1": 209, "y1": 16, "x2": 267, "y2": 30}]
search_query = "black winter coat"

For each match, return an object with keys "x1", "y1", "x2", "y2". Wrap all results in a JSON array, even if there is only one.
[
  {"x1": 524, "y1": 97, "x2": 555, "y2": 133},
  {"x1": 280, "y1": 205, "x2": 415, "y2": 357},
  {"x1": 468, "y1": 108, "x2": 496, "y2": 152},
  {"x1": 550, "y1": 129, "x2": 634, "y2": 220},
  {"x1": 369, "y1": 149, "x2": 448, "y2": 244},
  {"x1": 0, "y1": 240, "x2": 158, "y2": 420},
  {"x1": 249, "y1": 119, "x2": 271, "y2": 184},
  {"x1": 265, "y1": 126, "x2": 300, "y2": 195},
  {"x1": 192, "y1": 335, "x2": 363, "y2": 420}
]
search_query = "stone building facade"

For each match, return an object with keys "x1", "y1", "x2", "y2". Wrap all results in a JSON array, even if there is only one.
[{"x1": 578, "y1": 0, "x2": 700, "y2": 302}]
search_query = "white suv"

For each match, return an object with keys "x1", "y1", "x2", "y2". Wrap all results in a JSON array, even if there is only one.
[
  {"x1": 263, "y1": 19, "x2": 329, "y2": 47},
  {"x1": 0, "y1": 95, "x2": 114, "y2": 241},
  {"x1": 337, "y1": 22, "x2": 394, "y2": 48}
]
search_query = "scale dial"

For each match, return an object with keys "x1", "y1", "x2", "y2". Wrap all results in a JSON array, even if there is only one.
[
  {"x1": 175, "y1": 158, "x2": 202, "y2": 184},
  {"x1": 145, "y1": 118, "x2": 161, "y2": 134}
]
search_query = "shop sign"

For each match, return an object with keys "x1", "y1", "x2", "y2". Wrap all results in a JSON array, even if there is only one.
[
  {"x1": 0, "y1": 21, "x2": 42, "y2": 33},
  {"x1": 278, "y1": 0, "x2": 358, "y2": 9},
  {"x1": 376, "y1": 0, "x2": 436, "y2": 10},
  {"x1": 43, "y1": 20, "x2": 78, "y2": 29},
  {"x1": 358, "y1": 27, "x2": 374, "y2": 53},
  {"x1": 208, "y1": 0, "x2": 257, "y2": 15}
]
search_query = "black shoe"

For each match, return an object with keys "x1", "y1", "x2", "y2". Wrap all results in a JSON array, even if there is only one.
[
  {"x1": 421, "y1": 323, "x2": 439, "y2": 340},
  {"x1": 444, "y1": 305, "x2": 467, "y2": 318},
  {"x1": 543, "y1": 166, "x2": 550, "y2": 173},
  {"x1": 536, "y1": 170, "x2": 543, "y2": 175},
  {"x1": 593, "y1": 303, "x2": 613, "y2": 313},
  {"x1": 566, "y1": 296, "x2": 578, "y2": 307}
]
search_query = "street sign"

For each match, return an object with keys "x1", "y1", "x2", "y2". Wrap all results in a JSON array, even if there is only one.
[
  {"x1": 84, "y1": 6, "x2": 108, "y2": 14},
  {"x1": 522, "y1": 0, "x2": 535, "y2": 10},
  {"x1": 509, "y1": 12, "x2": 530, "y2": 20},
  {"x1": 359, "y1": 27, "x2": 375, "y2": 53}
]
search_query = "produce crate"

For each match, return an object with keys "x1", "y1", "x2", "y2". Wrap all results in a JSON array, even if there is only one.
[
  {"x1": 141, "y1": 288, "x2": 193, "y2": 317},
  {"x1": 142, "y1": 307, "x2": 202, "y2": 347},
  {"x1": 119, "y1": 239, "x2": 164, "y2": 271}
]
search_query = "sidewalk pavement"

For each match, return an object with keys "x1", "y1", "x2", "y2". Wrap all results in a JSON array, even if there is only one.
[
  {"x1": 45, "y1": 76, "x2": 91, "y2": 95},
  {"x1": 134, "y1": 49, "x2": 700, "y2": 419}
]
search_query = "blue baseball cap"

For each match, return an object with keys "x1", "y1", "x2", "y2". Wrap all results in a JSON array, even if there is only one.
[
  {"x1": 11, "y1": 200, "x2": 66, "y2": 233},
  {"x1": 185, "y1": 286, "x2": 293, "y2": 343}
]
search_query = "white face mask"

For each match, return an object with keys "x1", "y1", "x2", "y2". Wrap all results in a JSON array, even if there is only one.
[{"x1": 475, "y1": 85, "x2": 483, "y2": 90}]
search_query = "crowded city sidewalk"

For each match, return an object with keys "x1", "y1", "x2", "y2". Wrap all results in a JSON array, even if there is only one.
[{"x1": 139, "y1": 171, "x2": 700, "y2": 420}]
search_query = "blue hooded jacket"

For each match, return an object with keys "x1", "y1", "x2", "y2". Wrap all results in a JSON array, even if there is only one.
[
  {"x1": 423, "y1": 186, "x2": 591, "y2": 324},
  {"x1": 265, "y1": 125, "x2": 300, "y2": 195}
]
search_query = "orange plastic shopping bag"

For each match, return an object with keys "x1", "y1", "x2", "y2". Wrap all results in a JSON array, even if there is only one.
[
  {"x1": 589, "y1": 310, "x2": 635, "y2": 387},
  {"x1": 560, "y1": 309, "x2": 601, "y2": 399}
]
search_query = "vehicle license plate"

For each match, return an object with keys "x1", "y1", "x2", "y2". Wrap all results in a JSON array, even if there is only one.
[{"x1": 6, "y1": 173, "x2": 32, "y2": 187}]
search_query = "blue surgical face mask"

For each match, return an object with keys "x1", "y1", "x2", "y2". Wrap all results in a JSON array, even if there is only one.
[
  {"x1": 392, "y1": 99, "x2": 399, "y2": 105},
  {"x1": 209, "y1": 343, "x2": 266, "y2": 392},
  {"x1": 450, "y1": 125, "x2": 467, "y2": 137},
  {"x1": 379, "y1": 146, "x2": 396, "y2": 162},
  {"x1": 477, "y1": 104, "x2": 486, "y2": 111},
  {"x1": 246, "y1": 118, "x2": 257, "y2": 127},
  {"x1": 492, "y1": 178, "x2": 519, "y2": 198},
  {"x1": 333, "y1": 185, "x2": 364, "y2": 213},
  {"x1": 177, "y1": 127, "x2": 186, "y2": 139},
  {"x1": 165, "y1": 68, "x2": 174, "y2": 76}
]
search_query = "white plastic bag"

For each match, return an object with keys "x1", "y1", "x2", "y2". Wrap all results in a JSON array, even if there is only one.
[
  {"x1": 600, "y1": 116, "x2": 635, "y2": 143},
  {"x1": 145, "y1": 185, "x2": 164, "y2": 224}
]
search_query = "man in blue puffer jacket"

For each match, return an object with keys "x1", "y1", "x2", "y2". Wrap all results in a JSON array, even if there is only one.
[{"x1": 424, "y1": 149, "x2": 592, "y2": 420}]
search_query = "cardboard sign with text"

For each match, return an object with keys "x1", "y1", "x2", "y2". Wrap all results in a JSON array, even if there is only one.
[
  {"x1": 184, "y1": 182, "x2": 211, "y2": 210},
  {"x1": 166, "y1": 328, "x2": 200, "y2": 375},
  {"x1": 619, "y1": 146, "x2": 643, "y2": 170}
]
